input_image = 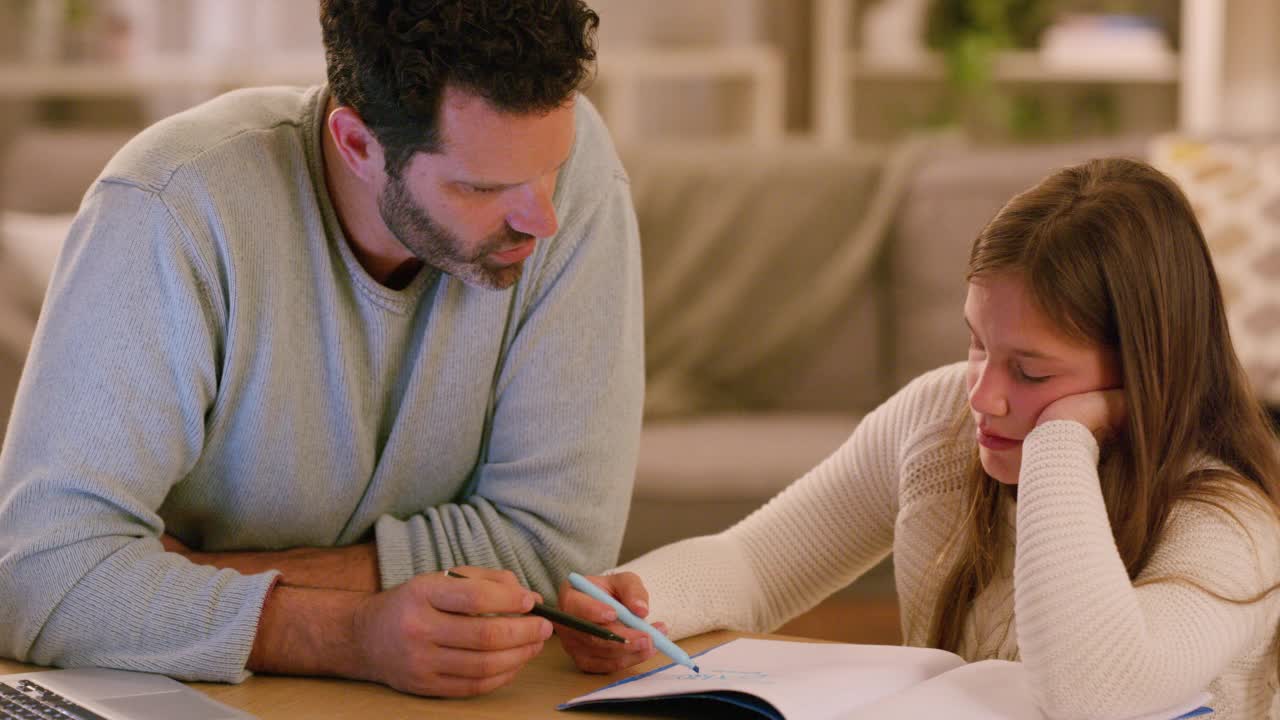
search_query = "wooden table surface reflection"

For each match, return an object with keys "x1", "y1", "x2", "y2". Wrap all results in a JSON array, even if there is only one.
[{"x1": 0, "y1": 630, "x2": 820, "y2": 719}]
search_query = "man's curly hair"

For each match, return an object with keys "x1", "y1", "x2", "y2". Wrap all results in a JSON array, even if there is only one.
[{"x1": 320, "y1": 0, "x2": 599, "y2": 174}]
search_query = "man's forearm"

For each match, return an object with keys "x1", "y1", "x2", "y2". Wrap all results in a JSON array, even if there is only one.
[
  {"x1": 247, "y1": 584, "x2": 369, "y2": 678},
  {"x1": 183, "y1": 542, "x2": 380, "y2": 592}
]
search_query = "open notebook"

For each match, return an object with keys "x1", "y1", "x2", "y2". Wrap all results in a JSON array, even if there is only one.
[{"x1": 559, "y1": 638, "x2": 1213, "y2": 720}]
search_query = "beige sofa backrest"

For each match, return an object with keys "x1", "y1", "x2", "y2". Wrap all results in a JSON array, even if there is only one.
[
  {"x1": 621, "y1": 141, "x2": 915, "y2": 419},
  {"x1": 623, "y1": 136, "x2": 1152, "y2": 420}
]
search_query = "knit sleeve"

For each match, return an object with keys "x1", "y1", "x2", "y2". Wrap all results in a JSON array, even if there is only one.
[
  {"x1": 1014, "y1": 420, "x2": 1280, "y2": 720},
  {"x1": 617, "y1": 364, "x2": 970, "y2": 640},
  {"x1": 0, "y1": 181, "x2": 279, "y2": 682}
]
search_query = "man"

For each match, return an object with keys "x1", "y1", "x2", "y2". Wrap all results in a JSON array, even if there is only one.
[{"x1": 0, "y1": 0, "x2": 642, "y2": 699}]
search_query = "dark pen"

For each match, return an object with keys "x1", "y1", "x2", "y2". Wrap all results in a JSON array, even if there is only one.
[{"x1": 445, "y1": 570, "x2": 628, "y2": 644}]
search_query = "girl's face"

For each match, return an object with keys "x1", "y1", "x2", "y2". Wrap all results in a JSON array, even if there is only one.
[{"x1": 964, "y1": 274, "x2": 1121, "y2": 484}]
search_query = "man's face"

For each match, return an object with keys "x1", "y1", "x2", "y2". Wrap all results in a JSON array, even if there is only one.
[{"x1": 378, "y1": 86, "x2": 576, "y2": 290}]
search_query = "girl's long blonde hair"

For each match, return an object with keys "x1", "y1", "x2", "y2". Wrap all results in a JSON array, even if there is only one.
[{"x1": 927, "y1": 158, "x2": 1280, "y2": 674}]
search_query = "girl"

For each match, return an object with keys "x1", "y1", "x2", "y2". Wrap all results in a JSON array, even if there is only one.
[{"x1": 558, "y1": 158, "x2": 1280, "y2": 719}]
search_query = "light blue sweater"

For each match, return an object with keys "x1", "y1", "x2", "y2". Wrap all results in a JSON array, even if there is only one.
[{"x1": 0, "y1": 86, "x2": 644, "y2": 682}]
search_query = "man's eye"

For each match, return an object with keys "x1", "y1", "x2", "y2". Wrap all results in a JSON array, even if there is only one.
[{"x1": 466, "y1": 185, "x2": 499, "y2": 194}]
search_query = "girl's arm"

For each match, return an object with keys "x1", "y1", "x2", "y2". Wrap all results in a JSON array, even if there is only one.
[
  {"x1": 618, "y1": 364, "x2": 970, "y2": 640},
  {"x1": 1014, "y1": 420, "x2": 1280, "y2": 720}
]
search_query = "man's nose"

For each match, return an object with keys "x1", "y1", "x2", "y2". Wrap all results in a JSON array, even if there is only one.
[{"x1": 507, "y1": 180, "x2": 558, "y2": 239}]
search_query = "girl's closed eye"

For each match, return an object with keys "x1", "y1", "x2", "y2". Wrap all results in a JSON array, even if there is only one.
[{"x1": 1015, "y1": 364, "x2": 1050, "y2": 383}]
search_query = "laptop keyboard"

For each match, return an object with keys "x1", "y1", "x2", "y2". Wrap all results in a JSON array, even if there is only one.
[{"x1": 0, "y1": 679, "x2": 108, "y2": 720}]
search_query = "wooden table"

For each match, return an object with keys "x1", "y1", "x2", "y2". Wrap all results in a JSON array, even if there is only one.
[{"x1": 0, "y1": 631, "x2": 780, "y2": 719}]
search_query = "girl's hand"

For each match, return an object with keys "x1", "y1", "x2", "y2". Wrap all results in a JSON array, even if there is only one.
[
  {"x1": 1035, "y1": 388, "x2": 1127, "y2": 444},
  {"x1": 556, "y1": 572, "x2": 664, "y2": 674}
]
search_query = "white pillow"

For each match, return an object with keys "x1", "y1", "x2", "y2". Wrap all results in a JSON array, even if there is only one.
[
  {"x1": 1, "y1": 210, "x2": 76, "y2": 291},
  {"x1": 1149, "y1": 135, "x2": 1280, "y2": 407}
]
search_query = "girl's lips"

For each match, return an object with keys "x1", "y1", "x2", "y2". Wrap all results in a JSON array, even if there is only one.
[{"x1": 977, "y1": 429, "x2": 1022, "y2": 451}]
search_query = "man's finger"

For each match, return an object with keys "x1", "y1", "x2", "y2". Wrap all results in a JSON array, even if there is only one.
[
  {"x1": 427, "y1": 668, "x2": 523, "y2": 698},
  {"x1": 434, "y1": 642, "x2": 545, "y2": 679},
  {"x1": 449, "y1": 565, "x2": 521, "y2": 587},
  {"x1": 160, "y1": 534, "x2": 191, "y2": 554},
  {"x1": 433, "y1": 614, "x2": 552, "y2": 651},
  {"x1": 427, "y1": 574, "x2": 537, "y2": 615}
]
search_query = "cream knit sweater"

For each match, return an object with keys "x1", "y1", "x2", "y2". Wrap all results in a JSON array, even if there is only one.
[{"x1": 619, "y1": 363, "x2": 1280, "y2": 719}]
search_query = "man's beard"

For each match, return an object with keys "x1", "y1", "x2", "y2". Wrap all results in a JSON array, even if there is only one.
[{"x1": 378, "y1": 173, "x2": 533, "y2": 291}]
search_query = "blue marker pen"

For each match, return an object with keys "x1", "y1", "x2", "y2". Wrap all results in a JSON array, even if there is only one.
[{"x1": 567, "y1": 572, "x2": 700, "y2": 673}]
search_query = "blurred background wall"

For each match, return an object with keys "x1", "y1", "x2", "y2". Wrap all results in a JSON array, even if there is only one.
[{"x1": 0, "y1": 0, "x2": 1274, "y2": 142}]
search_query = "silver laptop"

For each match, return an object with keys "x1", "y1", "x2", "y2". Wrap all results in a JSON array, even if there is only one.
[{"x1": 0, "y1": 667, "x2": 256, "y2": 720}]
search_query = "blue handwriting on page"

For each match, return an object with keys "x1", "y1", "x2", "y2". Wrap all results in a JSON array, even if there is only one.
[{"x1": 673, "y1": 669, "x2": 773, "y2": 684}]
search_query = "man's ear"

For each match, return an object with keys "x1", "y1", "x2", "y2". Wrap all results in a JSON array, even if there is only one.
[{"x1": 327, "y1": 106, "x2": 386, "y2": 183}]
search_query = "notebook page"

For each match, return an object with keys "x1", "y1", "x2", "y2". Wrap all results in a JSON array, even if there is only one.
[
  {"x1": 836, "y1": 659, "x2": 1040, "y2": 719},
  {"x1": 836, "y1": 659, "x2": 1212, "y2": 720},
  {"x1": 561, "y1": 638, "x2": 966, "y2": 720}
]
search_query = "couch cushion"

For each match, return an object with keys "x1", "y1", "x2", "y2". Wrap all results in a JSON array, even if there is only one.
[
  {"x1": 2, "y1": 211, "x2": 74, "y2": 293},
  {"x1": 621, "y1": 140, "x2": 925, "y2": 419},
  {"x1": 635, "y1": 413, "x2": 861, "y2": 499},
  {"x1": 0, "y1": 252, "x2": 43, "y2": 443},
  {"x1": 1, "y1": 130, "x2": 133, "y2": 214},
  {"x1": 1149, "y1": 135, "x2": 1280, "y2": 407},
  {"x1": 622, "y1": 413, "x2": 860, "y2": 561}
]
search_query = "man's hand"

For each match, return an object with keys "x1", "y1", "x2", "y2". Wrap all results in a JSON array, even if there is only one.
[
  {"x1": 160, "y1": 534, "x2": 379, "y2": 592},
  {"x1": 1036, "y1": 388, "x2": 1127, "y2": 444},
  {"x1": 556, "y1": 572, "x2": 662, "y2": 674},
  {"x1": 351, "y1": 566, "x2": 552, "y2": 696},
  {"x1": 160, "y1": 533, "x2": 194, "y2": 555},
  {"x1": 247, "y1": 566, "x2": 552, "y2": 698}
]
